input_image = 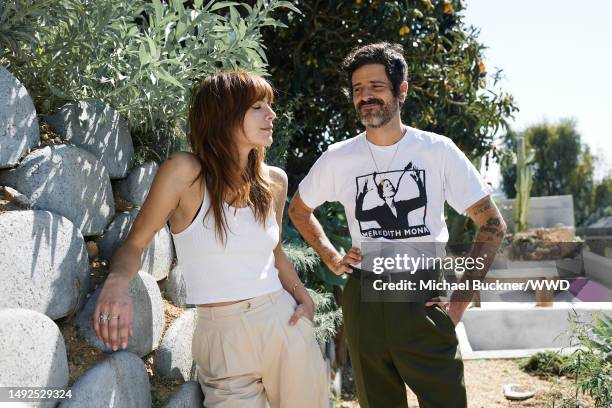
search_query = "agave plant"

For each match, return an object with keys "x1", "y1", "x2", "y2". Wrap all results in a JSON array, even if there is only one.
[{"x1": 513, "y1": 134, "x2": 534, "y2": 232}]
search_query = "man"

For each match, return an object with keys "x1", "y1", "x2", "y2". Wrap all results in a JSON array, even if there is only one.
[{"x1": 288, "y1": 42, "x2": 507, "y2": 408}]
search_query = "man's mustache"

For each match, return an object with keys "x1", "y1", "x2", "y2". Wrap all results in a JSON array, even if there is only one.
[{"x1": 358, "y1": 99, "x2": 384, "y2": 109}]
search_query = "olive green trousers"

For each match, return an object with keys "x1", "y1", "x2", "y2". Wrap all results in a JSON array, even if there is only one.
[{"x1": 342, "y1": 274, "x2": 467, "y2": 408}]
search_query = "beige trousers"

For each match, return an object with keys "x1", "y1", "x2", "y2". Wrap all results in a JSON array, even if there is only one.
[{"x1": 192, "y1": 289, "x2": 329, "y2": 408}]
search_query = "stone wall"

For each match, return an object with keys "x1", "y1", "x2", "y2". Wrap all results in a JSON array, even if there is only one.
[{"x1": 0, "y1": 65, "x2": 206, "y2": 408}]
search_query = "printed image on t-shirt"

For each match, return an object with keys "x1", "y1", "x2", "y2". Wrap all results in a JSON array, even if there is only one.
[{"x1": 355, "y1": 162, "x2": 431, "y2": 239}]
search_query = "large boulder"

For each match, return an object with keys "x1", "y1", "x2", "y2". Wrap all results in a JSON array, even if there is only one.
[
  {"x1": 75, "y1": 271, "x2": 164, "y2": 357},
  {"x1": 59, "y1": 351, "x2": 151, "y2": 408},
  {"x1": 0, "y1": 210, "x2": 90, "y2": 319},
  {"x1": 0, "y1": 144, "x2": 115, "y2": 236},
  {"x1": 0, "y1": 309, "x2": 69, "y2": 408},
  {"x1": 161, "y1": 381, "x2": 204, "y2": 408},
  {"x1": 164, "y1": 265, "x2": 187, "y2": 308},
  {"x1": 155, "y1": 309, "x2": 197, "y2": 380},
  {"x1": 114, "y1": 161, "x2": 159, "y2": 206},
  {"x1": 0, "y1": 66, "x2": 39, "y2": 168},
  {"x1": 97, "y1": 208, "x2": 174, "y2": 280},
  {"x1": 45, "y1": 101, "x2": 134, "y2": 179}
]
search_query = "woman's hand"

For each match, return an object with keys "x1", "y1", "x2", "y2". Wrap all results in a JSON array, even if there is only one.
[
  {"x1": 93, "y1": 274, "x2": 134, "y2": 351},
  {"x1": 289, "y1": 287, "x2": 315, "y2": 326}
]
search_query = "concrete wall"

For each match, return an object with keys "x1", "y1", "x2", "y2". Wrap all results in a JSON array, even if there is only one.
[
  {"x1": 461, "y1": 303, "x2": 612, "y2": 351},
  {"x1": 498, "y1": 194, "x2": 574, "y2": 231},
  {"x1": 583, "y1": 251, "x2": 612, "y2": 287}
]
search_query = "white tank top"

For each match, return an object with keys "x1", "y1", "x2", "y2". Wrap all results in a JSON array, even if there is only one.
[{"x1": 170, "y1": 179, "x2": 282, "y2": 304}]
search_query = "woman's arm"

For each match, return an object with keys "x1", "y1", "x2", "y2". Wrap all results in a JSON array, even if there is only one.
[
  {"x1": 268, "y1": 165, "x2": 316, "y2": 325},
  {"x1": 94, "y1": 152, "x2": 200, "y2": 350}
]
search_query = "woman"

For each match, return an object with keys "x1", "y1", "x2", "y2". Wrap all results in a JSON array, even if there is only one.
[{"x1": 93, "y1": 72, "x2": 329, "y2": 407}]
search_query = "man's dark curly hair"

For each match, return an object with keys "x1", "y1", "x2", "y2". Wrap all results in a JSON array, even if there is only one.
[{"x1": 342, "y1": 42, "x2": 408, "y2": 99}]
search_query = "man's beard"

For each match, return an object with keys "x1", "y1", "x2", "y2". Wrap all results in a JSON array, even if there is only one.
[{"x1": 357, "y1": 97, "x2": 399, "y2": 128}]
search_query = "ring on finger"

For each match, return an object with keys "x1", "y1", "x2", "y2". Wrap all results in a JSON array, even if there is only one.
[{"x1": 98, "y1": 314, "x2": 119, "y2": 322}]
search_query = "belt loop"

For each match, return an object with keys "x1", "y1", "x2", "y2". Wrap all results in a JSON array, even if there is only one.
[{"x1": 210, "y1": 307, "x2": 216, "y2": 321}]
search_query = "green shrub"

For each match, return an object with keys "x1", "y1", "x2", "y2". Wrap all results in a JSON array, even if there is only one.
[
  {"x1": 0, "y1": 0, "x2": 54, "y2": 59},
  {"x1": 561, "y1": 313, "x2": 612, "y2": 407},
  {"x1": 309, "y1": 288, "x2": 343, "y2": 344},
  {"x1": 520, "y1": 351, "x2": 572, "y2": 377},
  {"x1": 521, "y1": 314, "x2": 611, "y2": 407},
  {"x1": 1, "y1": 0, "x2": 298, "y2": 160}
]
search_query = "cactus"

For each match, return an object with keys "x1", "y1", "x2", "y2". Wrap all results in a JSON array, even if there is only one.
[{"x1": 513, "y1": 135, "x2": 535, "y2": 232}]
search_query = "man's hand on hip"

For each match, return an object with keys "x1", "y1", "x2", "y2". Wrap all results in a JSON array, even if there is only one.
[
  {"x1": 330, "y1": 247, "x2": 362, "y2": 275},
  {"x1": 424, "y1": 300, "x2": 471, "y2": 327}
]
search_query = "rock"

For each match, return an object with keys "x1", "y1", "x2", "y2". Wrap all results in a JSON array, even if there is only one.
[
  {"x1": 0, "y1": 309, "x2": 69, "y2": 408},
  {"x1": 155, "y1": 309, "x2": 197, "y2": 380},
  {"x1": 165, "y1": 265, "x2": 187, "y2": 308},
  {"x1": 114, "y1": 161, "x2": 159, "y2": 206},
  {"x1": 161, "y1": 381, "x2": 204, "y2": 408},
  {"x1": 0, "y1": 185, "x2": 31, "y2": 208},
  {"x1": 86, "y1": 240, "x2": 99, "y2": 258},
  {"x1": 0, "y1": 66, "x2": 39, "y2": 168},
  {"x1": 0, "y1": 210, "x2": 91, "y2": 319},
  {"x1": 0, "y1": 144, "x2": 115, "y2": 236},
  {"x1": 97, "y1": 208, "x2": 173, "y2": 280},
  {"x1": 75, "y1": 271, "x2": 164, "y2": 357},
  {"x1": 59, "y1": 351, "x2": 151, "y2": 408},
  {"x1": 45, "y1": 101, "x2": 134, "y2": 179},
  {"x1": 503, "y1": 383, "x2": 535, "y2": 401}
]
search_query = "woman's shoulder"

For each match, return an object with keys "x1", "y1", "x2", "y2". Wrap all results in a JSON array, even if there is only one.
[
  {"x1": 264, "y1": 164, "x2": 288, "y2": 188},
  {"x1": 159, "y1": 151, "x2": 203, "y2": 186},
  {"x1": 168, "y1": 151, "x2": 201, "y2": 166}
]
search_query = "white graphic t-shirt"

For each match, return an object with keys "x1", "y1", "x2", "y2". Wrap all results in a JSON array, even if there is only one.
[{"x1": 298, "y1": 126, "x2": 492, "y2": 261}]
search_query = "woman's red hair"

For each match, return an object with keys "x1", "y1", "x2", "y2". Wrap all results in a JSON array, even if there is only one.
[{"x1": 188, "y1": 71, "x2": 274, "y2": 243}]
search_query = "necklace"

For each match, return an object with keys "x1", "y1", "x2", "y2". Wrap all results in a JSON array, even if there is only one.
[{"x1": 365, "y1": 126, "x2": 407, "y2": 173}]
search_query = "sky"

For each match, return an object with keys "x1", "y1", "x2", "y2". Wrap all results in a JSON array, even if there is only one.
[{"x1": 461, "y1": 0, "x2": 612, "y2": 186}]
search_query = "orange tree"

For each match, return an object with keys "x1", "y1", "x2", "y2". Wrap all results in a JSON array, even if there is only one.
[{"x1": 262, "y1": 0, "x2": 517, "y2": 190}]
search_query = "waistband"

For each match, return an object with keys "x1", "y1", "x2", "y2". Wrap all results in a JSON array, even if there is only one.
[
  {"x1": 348, "y1": 266, "x2": 443, "y2": 302},
  {"x1": 196, "y1": 289, "x2": 282, "y2": 320},
  {"x1": 349, "y1": 266, "x2": 437, "y2": 280}
]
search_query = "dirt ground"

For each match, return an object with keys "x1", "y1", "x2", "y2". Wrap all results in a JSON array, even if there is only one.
[{"x1": 337, "y1": 359, "x2": 594, "y2": 408}]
